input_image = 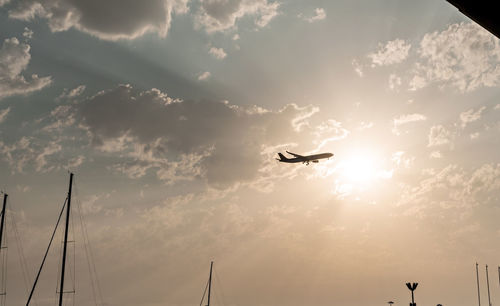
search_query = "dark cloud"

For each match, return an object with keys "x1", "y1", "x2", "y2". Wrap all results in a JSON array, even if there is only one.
[
  {"x1": 76, "y1": 84, "x2": 318, "y2": 188},
  {"x1": 4, "y1": 0, "x2": 189, "y2": 40}
]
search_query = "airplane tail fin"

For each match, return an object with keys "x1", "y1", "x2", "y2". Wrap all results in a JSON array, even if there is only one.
[{"x1": 277, "y1": 152, "x2": 289, "y2": 161}]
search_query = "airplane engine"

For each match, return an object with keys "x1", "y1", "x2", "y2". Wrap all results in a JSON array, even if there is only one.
[{"x1": 312, "y1": 160, "x2": 319, "y2": 163}]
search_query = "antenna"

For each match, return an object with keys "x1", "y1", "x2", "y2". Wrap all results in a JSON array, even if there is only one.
[{"x1": 406, "y1": 282, "x2": 418, "y2": 306}]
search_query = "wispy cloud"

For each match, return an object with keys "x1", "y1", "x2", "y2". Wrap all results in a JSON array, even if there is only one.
[
  {"x1": 392, "y1": 113, "x2": 427, "y2": 135},
  {"x1": 460, "y1": 106, "x2": 486, "y2": 128},
  {"x1": 0, "y1": 107, "x2": 10, "y2": 124},
  {"x1": 300, "y1": 8, "x2": 326, "y2": 23}
]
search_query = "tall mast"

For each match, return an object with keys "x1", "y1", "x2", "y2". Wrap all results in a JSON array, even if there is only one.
[
  {"x1": 486, "y1": 265, "x2": 492, "y2": 306},
  {"x1": 0, "y1": 193, "x2": 7, "y2": 253},
  {"x1": 477, "y1": 263, "x2": 481, "y2": 306},
  {"x1": 207, "y1": 261, "x2": 213, "y2": 306},
  {"x1": 59, "y1": 173, "x2": 73, "y2": 306},
  {"x1": 0, "y1": 193, "x2": 7, "y2": 301}
]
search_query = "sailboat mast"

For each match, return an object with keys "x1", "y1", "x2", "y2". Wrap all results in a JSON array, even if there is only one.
[
  {"x1": 59, "y1": 173, "x2": 73, "y2": 306},
  {"x1": 0, "y1": 193, "x2": 7, "y2": 251},
  {"x1": 477, "y1": 262, "x2": 481, "y2": 306},
  {"x1": 207, "y1": 261, "x2": 213, "y2": 306},
  {"x1": 486, "y1": 265, "x2": 492, "y2": 306}
]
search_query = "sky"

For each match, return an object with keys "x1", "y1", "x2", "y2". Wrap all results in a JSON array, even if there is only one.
[{"x1": 1, "y1": 0, "x2": 500, "y2": 305}]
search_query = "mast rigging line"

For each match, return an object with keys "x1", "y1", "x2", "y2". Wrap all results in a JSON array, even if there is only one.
[
  {"x1": 199, "y1": 278, "x2": 209, "y2": 306},
  {"x1": 8, "y1": 198, "x2": 38, "y2": 306},
  {"x1": 26, "y1": 197, "x2": 68, "y2": 306},
  {"x1": 73, "y1": 178, "x2": 104, "y2": 306}
]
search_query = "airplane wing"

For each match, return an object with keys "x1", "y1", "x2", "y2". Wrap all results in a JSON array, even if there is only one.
[{"x1": 286, "y1": 151, "x2": 304, "y2": 158}]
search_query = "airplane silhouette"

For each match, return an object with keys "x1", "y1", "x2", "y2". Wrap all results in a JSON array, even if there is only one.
[{"x1": 276, "y1": 151, "x2": 333, "y2": 165}]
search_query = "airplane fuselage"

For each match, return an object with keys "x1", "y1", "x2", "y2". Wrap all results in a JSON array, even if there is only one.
[{"x1": 277, "y1": 151, "x2": 333, "y2": 165}]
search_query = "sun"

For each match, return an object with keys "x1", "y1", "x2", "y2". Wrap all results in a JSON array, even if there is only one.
[{"x1": 338, "y1": 154, "x2": 378, "y2": 183}]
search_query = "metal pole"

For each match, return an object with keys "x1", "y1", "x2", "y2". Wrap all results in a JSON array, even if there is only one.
[
  {"x1": 59, "y1": 173, "x2": 73, "y2": 306},
  {"x1": 207, "y1": 261, "x2": 213, "y2": 306},
  {"x1": 0, "y1": 194, "x2": 7, "y2": 251},
  {"x1": 477, "y1": 263, "x2": 481, "y2": 306},
  {"x1": 486, "y1": 265, "x2": 492, "y2": 306}
]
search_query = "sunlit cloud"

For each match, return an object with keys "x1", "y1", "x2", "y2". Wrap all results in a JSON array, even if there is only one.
[
  {"x1": 197, "y1": 71, "x2": 212, "y2": 81},
  {"x1": 0, "y1": 107, "x2": 10, "y2": 123},
  {"x1": 195, "y1": 0, "x2": 280, "y2": 33},
  {"x1": 392, "y1": 113, "x2": 427, "y2": 135},
  {"x1": 368, "y1": 38, "x2": 411, "y2": 67},
  {"x1": 209, "y1": 47, "x2": 227, "y2": 59},
  {"x1": 411, "y1": 22, "x2": 500, "y2": 92},
  {"x1": 0, "y1": 37, "x2": 52, "y2": 100},
  {"x1": 460, "y1": 106, "x2": 486, "y2": 128},
  {"x1": 351, "y1": 59, "x2": 364, "y2": 77},
  {"x1": 428, "y1": 125, "x2": 454, "y2": 147},
  {"x1": 3, "y1": 0, "x2": 189, "y2": 40},
  {"x1": 300, "y1": 8, "x2": 326, "y2": 23}
]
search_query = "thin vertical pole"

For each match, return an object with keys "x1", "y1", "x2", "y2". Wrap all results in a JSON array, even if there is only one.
[
  {"x1": 0, "y1": 194, "x2": 7, "y2": 251},
  {"x1": 477, "y1": 263, "x2": 482, "y2": 306},
  {"x1": 59, "y1": 173, "x2": 73, "y2": 306},
  {"x1": 486, "y1": 265, "x2": 492, "y2": 306},
  {"x1": 207, "y1": 261, "x2": 213, "y2": 306},
  {"x1": 498, "y1": 266, "x2": 500, "y2": 288}
]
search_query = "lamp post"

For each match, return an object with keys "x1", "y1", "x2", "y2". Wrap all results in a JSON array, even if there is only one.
[{"x1": 406, "y1": 282, "x2": 418, "y2": 306}]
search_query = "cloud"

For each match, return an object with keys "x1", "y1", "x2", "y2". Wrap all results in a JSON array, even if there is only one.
[
  {"x1": 388, "y1": 73, "x2": 401, "y2": 90},
  {"x1": 209, "y1": 47, "x2": 227, "y2": 59},
  {"x1": 3, "y1": 0, "x2": 189, "y2": 41},
  {"x1": 428, "y1": 125, "x2": 453, "y2": 147},
  {"x1": 368, "y1": 39, "x2": 411, "y2": 67},
  {"x1": 351, "y1": 59, "x2": 363, "y2": 77},
  {"x1": 58, "y1": 84, "x2": 86, "y2": 100},
  {"x1": 302, "y1": 8, "x2": 326, "y2": 23},
  {"x1": 394, "y1": 113, "x2": 427, "y2": 126},
  {"x1": 22, "y1": 27, "x2": 34, "y2": 39},
  {"x1": 392, "y1": 113, "x2": 426, "y2": 135},
  {"x1": 410, "y1": 22, "x2": 500, "y2": 92},
  {"x1": 460, "y1": 106, "x2": 486, "y2": 128},
  {"x1": 0, "y1": 137, "x2": 62, "y2": 173},
  {"x1": 75, "y1": 84, "x2": 321, "y2": 189},
  {"x1": 0, "y1": 37, "x2": 52, "y2": 100},
  {"x1": 399, "y1": 163, "x2": 500, "y2": 223},
  {"x1": 195, "y1": 0, "x2": 279, "y2": 33},
  {"x1": 197, "y1": 71, "x2": 211, "y2": 81},
  {"x1": 0, "y1": 107, "x2": 10, "y2": 123}
]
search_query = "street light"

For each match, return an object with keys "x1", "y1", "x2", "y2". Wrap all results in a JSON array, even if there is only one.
[{"x1": 406, "y1": 282, "x2": 418, "y2": 306}]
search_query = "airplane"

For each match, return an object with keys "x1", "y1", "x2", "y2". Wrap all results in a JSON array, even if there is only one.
[{"x1": 276, "y1": 151, "x2": 334, "y2": 165}]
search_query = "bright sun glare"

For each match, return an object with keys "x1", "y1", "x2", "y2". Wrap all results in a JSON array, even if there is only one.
[{"x1": 339, "y1": 155, "x2": 378, "y2": 183}]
